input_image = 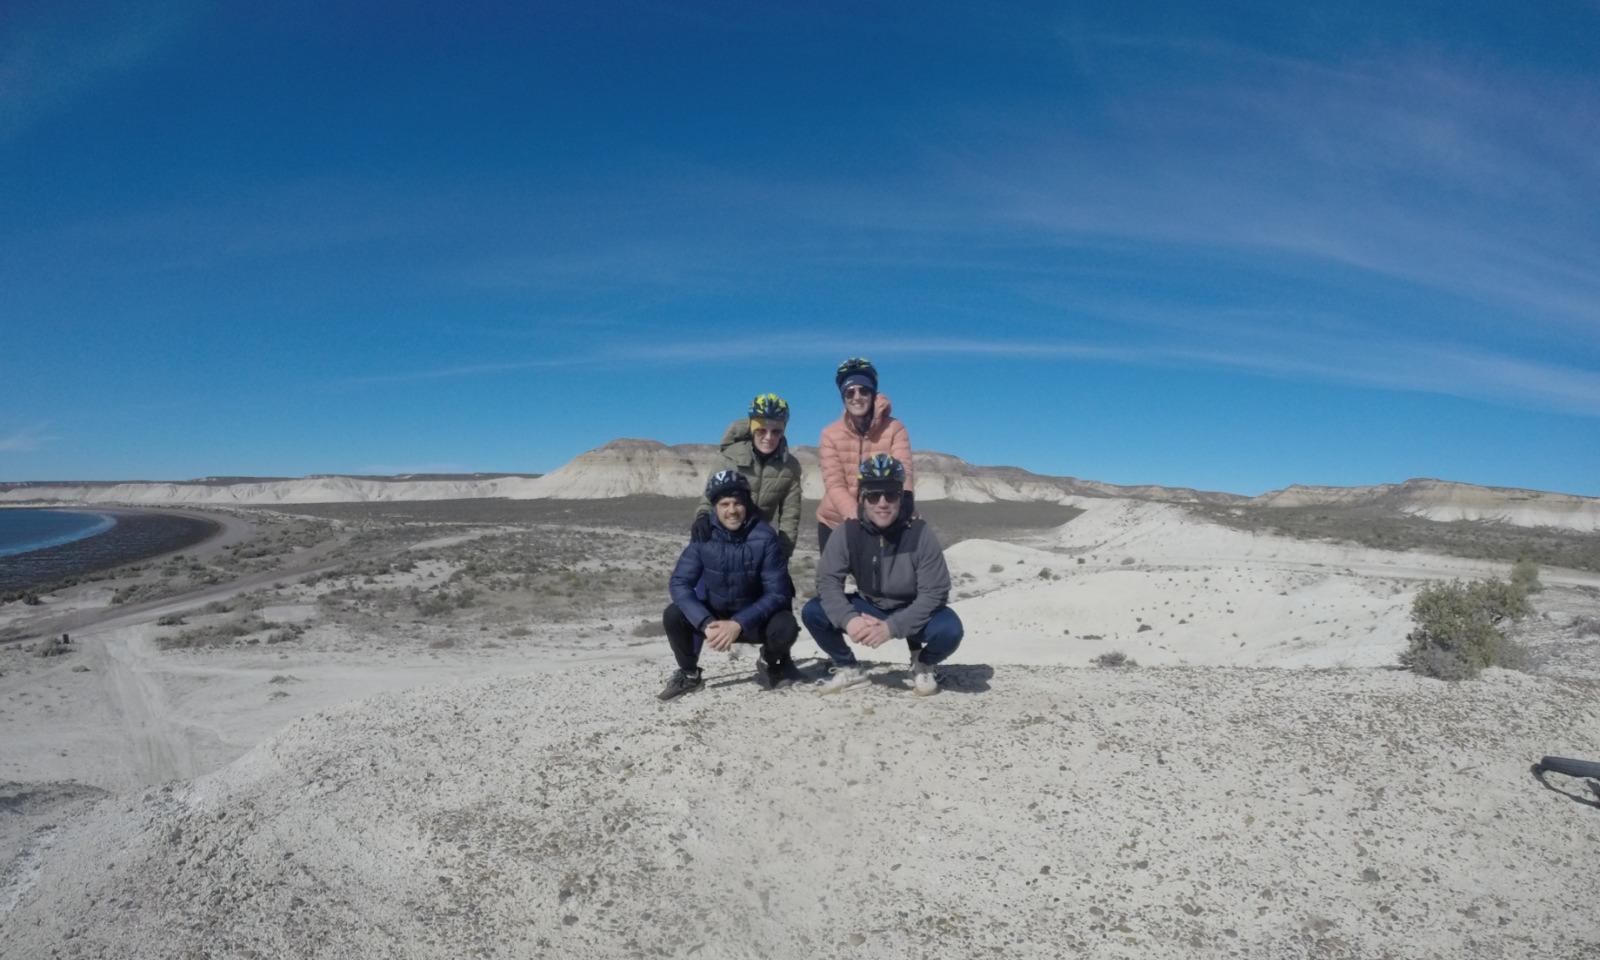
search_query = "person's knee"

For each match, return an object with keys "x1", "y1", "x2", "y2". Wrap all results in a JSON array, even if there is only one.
[
  {"x1": 930, "y1": 608, "x2": 964, "y2": 646},
  {"x1": 769, "y1": 611, "x2": 800, "y2": 645},
  {"x1": 800, "y1": 597, "x2": 829, "y2": 631},
  {"x1": 663, "y1": 603, "x2": 690, "y2": 631}
]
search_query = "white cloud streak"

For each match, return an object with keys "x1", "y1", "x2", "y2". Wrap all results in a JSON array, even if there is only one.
[
  {"x1": 0, "y1": 3, "x2": 196, "y2": 139},
  {"x1": 0, "y1": 426, "x2": 53, "y2": 453}
]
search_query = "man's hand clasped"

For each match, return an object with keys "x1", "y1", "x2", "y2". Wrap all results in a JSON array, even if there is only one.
[
  {"x1": 703, "y1": 619, "x2": 743, "y2": 651},
  {"x1": 845, "y1": 614, "x2": 892, "y2": 648}
]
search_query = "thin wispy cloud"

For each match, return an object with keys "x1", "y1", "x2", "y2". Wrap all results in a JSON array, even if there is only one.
[
  {"x1": 0, "y1": 2, "x2": 195, "y2": 139},
  {"x1": 976, "y1": 38, "x2": 1600, "y2": 340},
  {"x1": 339, "y1": 356, "x2": 597, "y2": 386},
  {"x1": 0, "y1": 426, "x2": 53, "y2": 453}
]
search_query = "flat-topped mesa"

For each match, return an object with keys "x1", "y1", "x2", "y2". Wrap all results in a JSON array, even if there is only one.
[
  {"x1": 4, "y1": 445, "x2": 1595, "y2": 530},
  {"x1": 1249, "y1": 483, "x2": 1401, "y2": 508},
  {"x1": 1249, "y1": 478, "x2": 1600, "y2": 532}
]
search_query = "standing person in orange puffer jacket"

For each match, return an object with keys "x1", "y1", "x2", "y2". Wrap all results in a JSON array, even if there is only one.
[{"x1": 816, "y1": 357, "x2": 914, "y2": 551}]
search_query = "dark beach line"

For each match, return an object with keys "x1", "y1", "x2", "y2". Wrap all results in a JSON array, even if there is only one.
[{"x1": 0, "y1": 510, "x2": 222, "y2": 593}]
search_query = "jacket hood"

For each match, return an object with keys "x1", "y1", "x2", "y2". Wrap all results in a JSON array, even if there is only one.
[{"x1": 840, "y1": 392, "x2": 894, "y2": 438}]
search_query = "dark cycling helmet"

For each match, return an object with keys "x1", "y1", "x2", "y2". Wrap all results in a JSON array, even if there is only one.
[
  {"x1": 705, "y1": 469, "x2": 752, "y2": 504},
  {"x1": 856, "y1": 453, "x2": 906, "y2": 491},
  {"x1": 747, "y1": 392, "x2": 790, "y2": 423},
  {"x1": 835, "y1": 357, "x2": 878, "y2": 392}
]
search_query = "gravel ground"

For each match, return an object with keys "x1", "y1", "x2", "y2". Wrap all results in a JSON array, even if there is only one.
[{"x1": 3, "y1": 664, "x2": 1598, "y2": 960}]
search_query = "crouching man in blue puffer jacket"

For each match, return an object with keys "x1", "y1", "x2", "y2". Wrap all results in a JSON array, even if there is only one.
[{"x1": 658, "y1": 470, "x2": 802, "y2": 700}]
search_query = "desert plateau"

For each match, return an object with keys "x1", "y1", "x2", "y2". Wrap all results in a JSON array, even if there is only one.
[{"x1": 2, "y1": 445, "x2": 1598, "y2": 959}]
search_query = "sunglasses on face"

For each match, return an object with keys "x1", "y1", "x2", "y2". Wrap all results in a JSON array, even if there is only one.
[
  {"x1": 843, "y1": 386, "x2": 875, "y2": 399},
  {"x1": 862, "y1": 489, "x2": 903, "y2": 504}
]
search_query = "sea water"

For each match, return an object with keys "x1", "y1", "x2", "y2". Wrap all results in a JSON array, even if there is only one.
[{"x1": 0, "y1": 509, "x2": 117, "y2": 558}]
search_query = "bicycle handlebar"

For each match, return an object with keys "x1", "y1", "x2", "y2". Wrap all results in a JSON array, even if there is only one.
[{"x1": 1535, "y1": 756, "x2": 1600, "y2": 779}]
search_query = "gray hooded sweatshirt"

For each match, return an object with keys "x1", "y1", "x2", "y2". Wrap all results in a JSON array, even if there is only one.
[{"x1": 815, "y1": 514, "x2": 953, "y2": 639}]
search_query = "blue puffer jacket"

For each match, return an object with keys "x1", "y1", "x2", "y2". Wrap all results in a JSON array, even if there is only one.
[{"x1": 669, "y1": 512, "x2": 791, "y2": 633}]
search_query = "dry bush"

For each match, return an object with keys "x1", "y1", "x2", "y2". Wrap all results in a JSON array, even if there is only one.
[
  {"x1": 158, "y1": 615, "x2": 273, "y2": 650},
  {"x1": 631, "y1": 619, "x2": 664, "y2": 638},
  {"x1": 1092, "y1": 650, "x2": 1138, "y2": 668},
  {"x1": 1569, "y1": 615, "x2": 1600, "y2": 637},
  {"x1": 1510, "y1": 558, "x2": 1543, "y2": 595}
]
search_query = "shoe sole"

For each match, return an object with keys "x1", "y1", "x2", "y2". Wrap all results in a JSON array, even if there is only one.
[
  {"x1": 815, "y1": 673, "x2": 868, "y2": 695},
  {"x1": 657, "y1": 682, "x2": 704, "y2": 702}
]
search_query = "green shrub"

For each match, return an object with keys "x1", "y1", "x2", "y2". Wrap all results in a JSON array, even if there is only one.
[{"x1": 1402, "y1": 577, "x2": 1532, "y2": 680}]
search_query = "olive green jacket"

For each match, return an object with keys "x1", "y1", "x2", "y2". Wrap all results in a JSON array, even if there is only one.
[{"x1": 696, "y1": 418, "x2": 803, "y2": 557}]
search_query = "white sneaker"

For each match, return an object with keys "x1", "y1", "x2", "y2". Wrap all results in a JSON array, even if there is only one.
[
  {"x1": 910, "y1": 659, "x2": 939, "y2": 697},
  {"x1": 814, "y1": 663, "x2": 868, "y2": 695}
]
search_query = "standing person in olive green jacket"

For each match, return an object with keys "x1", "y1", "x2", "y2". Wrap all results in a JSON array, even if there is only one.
[{"x1": 692, "y1": 393, "x2": 803, "y2": 559}]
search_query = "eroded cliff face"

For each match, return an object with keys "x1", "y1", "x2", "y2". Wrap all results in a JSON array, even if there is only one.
[
  {"x1": 0, "y1": 439, "x2": 1236, "y2": 507},
  {"x1": 6, "y1": 440, "x2": 1596, "y2": 531},
  {"x1": 1249, "y1": 478, "x2": 1600, "y2": 532}
]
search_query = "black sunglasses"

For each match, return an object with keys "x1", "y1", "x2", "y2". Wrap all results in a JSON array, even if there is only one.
[{"x1": 862, "y1": 489, "x2": 902, "y2": 504}]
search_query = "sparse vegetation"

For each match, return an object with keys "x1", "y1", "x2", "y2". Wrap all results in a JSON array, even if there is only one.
[
  {"x1": 1191, "y1": 502, "x2": 1600, "y2": 573},
  {"x1": 989, "y1": 564, "x2": 1004, "y2": 574},
  {"x1": 631, "y1": 619, "x2": 664, "y2": 638},
  {"x1": 1510, "y1": 558, "x2": 1543, "y2": 595},
  {"x1": 158, "y1": 615, "x2": 274, "y2": 650},
  {"x1": 34, "y1": 638, "x2": 70, "y2": 658},
  {"x1": 1092, "y1": 651, "x2": 1138, "y2": 668},
  {"x1": 1402, "y1": 577, "x2": 1533, "y2": 680}
]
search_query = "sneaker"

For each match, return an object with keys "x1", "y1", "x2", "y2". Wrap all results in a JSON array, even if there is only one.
[
  {"x1": 814, "y1": 663, "x2": 868, "y2": 695},
  {"x1": 775, "y1": 658, "x2": 807, "y2": 684},
  {"x1": 657, "y1": 668, "x2": 703, "y2": 701},
  {"x1": 909, "y1": 658, "x2": 939, "y2": 697}
]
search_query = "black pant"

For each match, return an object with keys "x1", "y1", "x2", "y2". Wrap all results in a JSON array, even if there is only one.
[{"x1": 663, "y1": 603, "x2": 799, "y2": 673}]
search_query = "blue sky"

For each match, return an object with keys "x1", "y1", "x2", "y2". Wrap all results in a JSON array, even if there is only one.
[{"x1": 3, "y1": 1, "x2": 1598, "y2": 495}]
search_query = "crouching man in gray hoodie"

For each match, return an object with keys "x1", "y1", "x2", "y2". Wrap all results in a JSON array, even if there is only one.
[{"x1": 800, "y1": 454, "x2": 963, "y2": 696}]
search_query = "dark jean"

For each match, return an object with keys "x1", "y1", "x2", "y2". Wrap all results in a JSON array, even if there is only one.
[
  {"x1": 800, "y1": 594, "x2": 963, "y2": 667},
  {"x1": 662, "y1": 602, "x2": 799, "y2": 673}
]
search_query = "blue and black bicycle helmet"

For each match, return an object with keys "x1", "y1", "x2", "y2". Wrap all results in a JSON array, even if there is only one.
[
  {"x1": 856, "y1": 453, "x2": 906, "y2": 492},
  {"x1": 704, "y1": 469, "x2": 752, "y2": 504},
  {"x1": 835, "y1": 357, "x2": 878, "y2": 394}
]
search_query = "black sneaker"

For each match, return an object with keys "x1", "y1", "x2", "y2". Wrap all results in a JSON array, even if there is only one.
[
  {"x1": 657, "y1": 668, "x2": 703, "y2": 701},
  {"x1": 756, "y1": 656, "x2": 800, "y2": 690},
  {"x1": 755, "y1": 657, "x2": 779, "y2": 690}
]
